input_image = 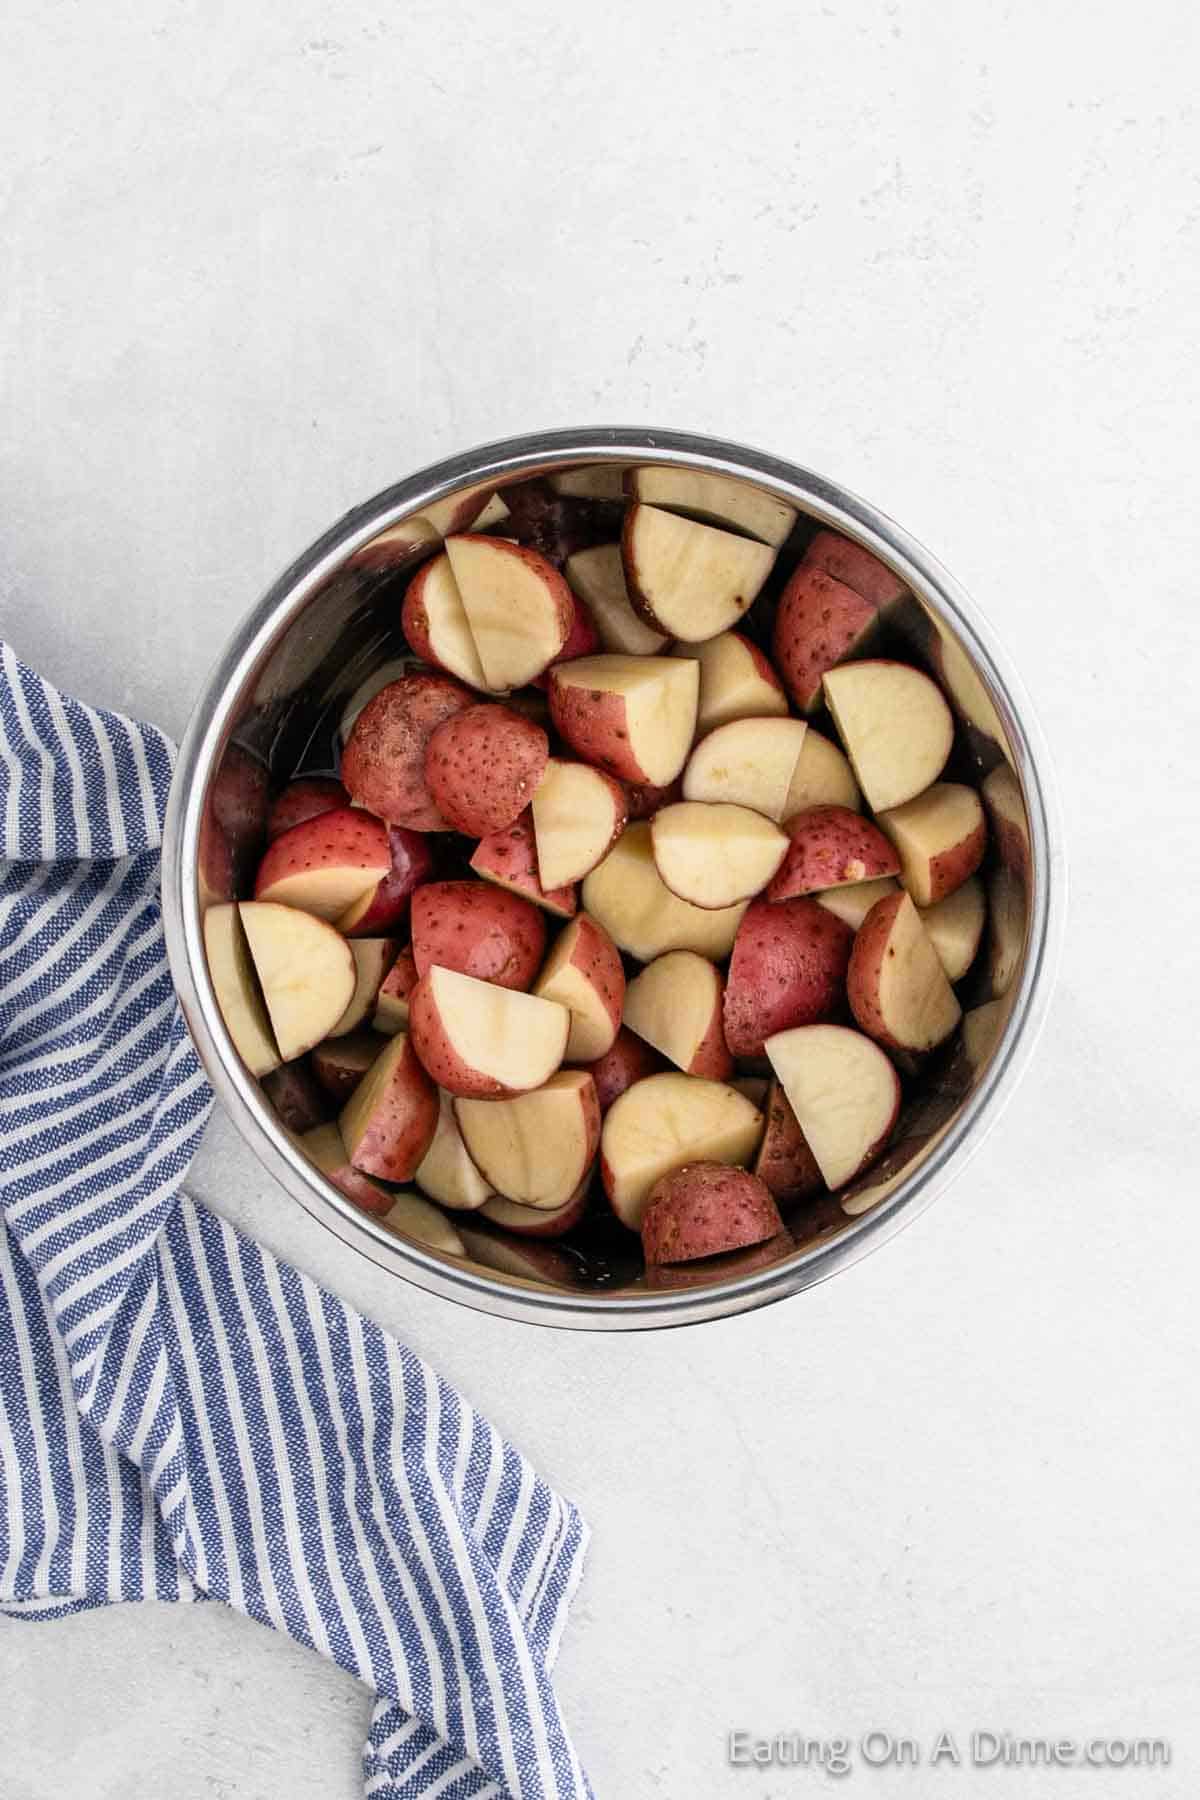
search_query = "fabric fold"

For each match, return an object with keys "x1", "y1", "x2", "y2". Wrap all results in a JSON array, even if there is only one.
[{"x1": 0, "y1": 642, "x2": 591, "y2": 1800}]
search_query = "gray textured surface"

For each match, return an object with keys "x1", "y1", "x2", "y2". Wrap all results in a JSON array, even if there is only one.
[{"x1": 3, "y1": 2, "x2": 1199, "y2": 1796}]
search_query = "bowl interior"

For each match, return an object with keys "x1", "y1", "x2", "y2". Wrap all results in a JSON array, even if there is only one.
[{"x1": 185, "y1": 439, "x2": 1041, "y2": 1324}]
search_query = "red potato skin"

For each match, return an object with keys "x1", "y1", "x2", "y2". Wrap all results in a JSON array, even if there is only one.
[
  {"x1": 343, "y1": 1036, "x2": 437, "y2": 1182},
  {"x1": 768, "y1": 805, "x2": 900, "y2": 901},
  {"x1": 533, "y1": 594, "x2": 601, "y2": 688},
  {"x1": 645, "y1": 1230, "x2": 793, "y2": 1290},
  {"x1": 724, "y1": 897, "x2": 853, "y2": 1059},
  {"x1": 753, "y1": 1082, "x2": 823, "y2": 1203},
  {"x1": 458, "y1": 1223, "x2": 578, "y2": 1285},
  {"x1": 479, "y1": 1181, "x2": 591, "y2": 1239},
  {"x1": 990, "y1": 812, "x2": 1029, "y2": 889},
  {"x1": 266, "y1": 777, "x2": 349, "y2": 842},
  {"x1": 424, "y1": 704, "x2": 549, "y2": 837},
  {"x1": 407, "y1": 976, "x2": 522, "y2": 1098},
  {"x1": 198, "y1": 808, "x2": 235, "y2": 905},
  {"x1": 310, "y1": 1031, "x2": 383, "y2": 1103},
  {"x1": 684, "y1": 971, "x2": 734, "y2": 1081},
  {"x1": 260, "y1": 1062, "x2": 329, "y2": 1133},
  {"x1": 557, "y1": 914, "x2": 625, "y2": 1057},
  {"x1": 801, "y1": 529, "x2": 907, "y2": 609},
  {"x1": 372, "y1": 947, "x2": 419, "y2": 1035},
  {"x1": 735, "y1": 633, "x2": 788, "y2": 705},
  {"x1": 469, "y1": 810, "x2": 578, "y2": 917},
  {"x1": 446, "y1": 537, "x2": 576, "y2": 677},
  {"x1": 580, "y1": 1027, "x2": 666, "y2": 1113},
  {"x1": 211, "y1": 743, "x2": 270, "y2": 853},
  {"x1": 399, "y1": 556, "x2": 480, "y2": 685},
  {"x1": 399, "y1": 558, "x2": 441, "y2": 669},
  {"x1": 339, "y1": 826, "x2": 435, "y2": 935},
  {"x1": 926, "y1": 816, "x2": 987, "y2": 907},
  {"x1": 547, "y1": 673, "x2": 661, "y2": 786},
  {"x1": 623, "y1": 776, "x2": 682, "y2": 822},
  {"x1": 640, "y1": 1163, "x2": 783, "y2": 1265},
  {"x1": 341, "y1": 673, "x2": 475, "y2": 830},
  {"x1": 326, "y1": 1161, "x2": 395, "y2": 1216},
  {"x1": 846, "y1": 891, "x2": 919, "y2": 1051},
  {"x1": 772, "y1": 566, "x2": 879, "y2": 713},
  {"x1": 411, "y1": 881, "x2": 547, "y2": 990},
  {"x1": 253, "y1": 807, "x2": 390, "y2": 901}
]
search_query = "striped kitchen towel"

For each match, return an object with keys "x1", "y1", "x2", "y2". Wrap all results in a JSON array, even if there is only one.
[{"x1": 0, "y1": 641, "x2": 592, "y2": 1800}]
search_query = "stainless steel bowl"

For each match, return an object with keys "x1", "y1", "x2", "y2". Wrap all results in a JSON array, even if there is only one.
[{"x1": 162, "y1": 428, "x2": 1065, "y2": 1329}]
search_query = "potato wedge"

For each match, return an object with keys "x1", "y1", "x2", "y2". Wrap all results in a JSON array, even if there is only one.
[
  {"x1": 876, "y1": 781, "x2": 986, "y2": 907},
  {"x1": 600, "y1": 1071, "x2": 764, "y2": 1229},
  {"x1": 822, "y1": 660, "x2": 954, "y2": 812},
  {"x1": 239, "y1": 901, "x2": 356, "y2": 1063},
  {"x1": 548, "y1": 654, "x2": 699, "y2": 787},
  {"x1": 408, "y1": 966, "x2": 569, "y2": 1098},
  {"x1": 455, "y1": 1071, "x2": 600, "y2": 1211},
  {"x1": 582, "y1": 822, "x2": 748, "y2": 962},
  {"x1": 533, "y1": 913, "x2": 625, "y2": 1061},
  {"x1": 623, "y1": 950, "x2": 732, "y2": 1080},
  {"x1": 531, "y1": 758, "x2": 628, "y2": 890},
  {"x1": 623, "y1": 504, "x2": 776, "y2": 641},
  {"x1": 766, "y1": 1023, "x2": 900, "y2": 1191},
  {"x1": 650, "y1": 801, "x2": 789, "y2": 911},
  {"x1": 847, "y1": 890, "x2": 962, "y2": 1053},
  {"x1": 682, "y1": 716, "x2": 808, "y2": 822}
]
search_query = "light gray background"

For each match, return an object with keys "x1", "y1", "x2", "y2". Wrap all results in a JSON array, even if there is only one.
[{"x1": 2, "y1": 3, "x2": 1198, "y2": 1796}]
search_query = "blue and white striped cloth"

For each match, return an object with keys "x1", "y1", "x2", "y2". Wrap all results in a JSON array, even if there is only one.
[{"x1": 0, "y1": 642, "x2": 591, "y2": 1799}]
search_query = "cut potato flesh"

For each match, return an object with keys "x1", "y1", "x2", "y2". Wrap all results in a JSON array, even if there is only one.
[
  {"x1": 851, "y1": 892, "x2": 962, "y2": 1052},
  {"x1": 919, "y1": 875, "x2": 986, "y2": 982},
  {"x1": 650, "y1": 802, "x2": 788, "y2": 909},
  {"x1": 550, "y1": 465, "x2": 626, "y2": 499},
  {"x1": 783, "y1": 726, "x2": 861, "y2": 816},
  {"x1": 204, "y1": 903, "x2": 281, "y2": 1076},
  {"x1": 683, "y1": 716, "x2": 808, "y2": 822},
  {"x1": 329, "y1": 938, "x2": 397, "y2": 1037},
  {"x1": 582, "y1": 823, "x2": 747, "y2": 961},
  {"x1": 239, "y1": 902, "x2": 355, "y2": 1062},
  {"x1": 766, "y1": 1023, "x2": 900, "y2": 1191},
  {"x1": 455, "y1": 1072, "x2": 598, "y2": 1210},
  {"x1": 981, "y1": 763, "x2": 1031, "y2": 883},
  {"x1": 876, "y1": 781, "x2": 986, "y2": 907},
  {"x1": 414, "y1": 1088, "x2": 493, "y2": 1211},
  {"x1": 626, "y1": 467, "x2": 797, "y2": 547},
  {"x1": 822, "y1": 660, "x2": 954, "y2": 812},
  {"x1": 551, "y1": 654, "x2": 699, "y2": 787},
  {"x1": 934, "y1": 623, "x2": 1012, "y2": 763},
  {"x1": 255, "y1": 860, "x2": 386, "y2": 923},
  {"x1": 533, "y1": 917, "x2": 621, "y2": 1062},
  {"x1": 622, "y1": 504, "x2": 777, "y2": 642},
  {"x1": 961, "y1": 991, "x2": 1015, "y2": 1072},
  {"x1": 423, "y1": 965, "x2": 569, "y2": 1089},
  {"x1": 380, "y1": 1191, "x2": 465, "y2": 1257},
  {"x1": 468, "y1": 493, "x2": 509, "y2": 530},
  {"x1": 444, "y1": 534, "x2": 569, "y2": 689},
  {"x1": 986, "y1": 866, "x2": 1026, "y2": 998},
  {"x1": 668, "y1": 632, "x2": 787, "y2": 736},
  {"x1": 815, "y1": 877, "x2": 900, "y2": 930},
  {"x1": 564, "y1": 544, "x2": 667, "y2": 656},
  {"x1": 531, "y1": 759, "x2": 626, "y2": 890},
  {"x1": 338, "y1": 1031, "x2": 434, "y2": 1179},
  {"x1": 456, "y1": 1225, "x2": 575, "y2": 1287},
  {"x1": 479, "y1": 1186, "x2": 588, "y2": 1235},
  {"x1": 407, "y1": 552, "x2": 490, "y2": 690},
  {"x1": 600, "y1": 1071, "x2": 764, "y2": 1228},
  {"x1": 623, "y1": 950, "x2": 725, "y2": 1075}
]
